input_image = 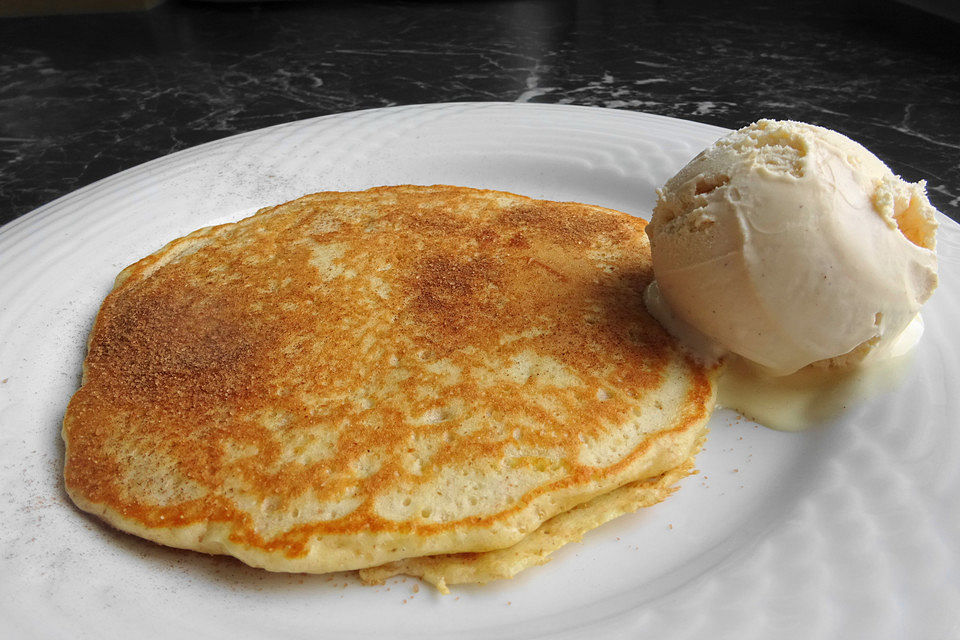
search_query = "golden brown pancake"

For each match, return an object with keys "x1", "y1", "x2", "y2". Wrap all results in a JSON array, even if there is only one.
[
  {"x1": 62, "y1": 185, "x2": 716, "y2": 576},
  {"x1": 359, "y1": 444, "x2": 701, "y2": 593}
]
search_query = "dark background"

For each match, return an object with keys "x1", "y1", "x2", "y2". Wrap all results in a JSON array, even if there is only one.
[{"x1": 2, "y1": 0, "x2": 958, "y2": 226}]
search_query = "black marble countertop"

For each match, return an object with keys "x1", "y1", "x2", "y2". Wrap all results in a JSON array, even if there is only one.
[{"x1": 2, "y1": 0, "x2": 958, "y2": 226}]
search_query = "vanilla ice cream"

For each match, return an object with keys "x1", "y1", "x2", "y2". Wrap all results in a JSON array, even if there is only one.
[{"x1": 645, "y1": 119, "x2": 939, "y2": 376}]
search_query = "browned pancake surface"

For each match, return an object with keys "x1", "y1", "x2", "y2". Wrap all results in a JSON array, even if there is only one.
[{"x1": 63, "y1": 185, "x2": 714, "y2": 571}]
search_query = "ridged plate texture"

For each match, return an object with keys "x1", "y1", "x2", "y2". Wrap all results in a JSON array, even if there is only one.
[{"x1": 1, "y1": 103, "x2": 958, "y2": 639}]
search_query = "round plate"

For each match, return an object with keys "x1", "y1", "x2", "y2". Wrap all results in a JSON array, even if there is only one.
[{"x1": 1, "y1": 103, "x2": 958, "y2": 639}]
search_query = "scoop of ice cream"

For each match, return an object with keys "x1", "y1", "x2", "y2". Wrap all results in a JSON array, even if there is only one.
[{"x1": 645, "y1": 119, "x2": 939, "y2": 376}]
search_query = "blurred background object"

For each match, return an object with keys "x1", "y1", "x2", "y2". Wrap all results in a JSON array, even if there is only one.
[
  {"x1": 895, "y1": 0, "x2": 960, "y2": 21},
  {"x1": 0, "y1": 0, "x2": 165, "y2": 18}
]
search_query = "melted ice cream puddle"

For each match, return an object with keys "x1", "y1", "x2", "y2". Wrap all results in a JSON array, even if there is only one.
[{"x1": 716, "y1": 315, "x2": 924, "y2": 431}]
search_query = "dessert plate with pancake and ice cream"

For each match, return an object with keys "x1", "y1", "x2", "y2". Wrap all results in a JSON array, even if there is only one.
[{"x1": 2, "y1": 104, "x2": 959, "y2": 639}]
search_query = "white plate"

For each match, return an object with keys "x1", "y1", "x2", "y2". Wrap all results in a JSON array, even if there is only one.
[{"x1": 1, "y1": 103, "x2": 958, "y2": 640}]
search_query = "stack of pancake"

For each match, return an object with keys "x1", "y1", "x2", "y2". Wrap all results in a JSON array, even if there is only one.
[{"x1": 62, "y1": 185, "x2": 717, "y2": 592}]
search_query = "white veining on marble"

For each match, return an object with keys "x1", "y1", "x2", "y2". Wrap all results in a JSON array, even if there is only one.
[
  {"x1": 0, "y1": 0, "x2": 957, "y2": 225},
  {"x1": 515, "y1": 61, "x2": 555, "y2": 103}
]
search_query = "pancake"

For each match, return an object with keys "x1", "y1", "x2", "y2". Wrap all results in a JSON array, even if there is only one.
[
  {"x1": 62, "y1": 185, "x2": 717, "y2": 576},
  {"x1": 359, "y1": 445, "x2": 700, "y2": 593}
]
